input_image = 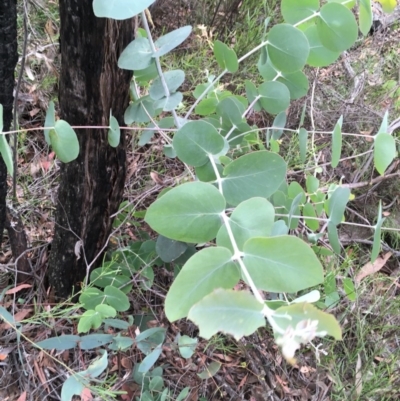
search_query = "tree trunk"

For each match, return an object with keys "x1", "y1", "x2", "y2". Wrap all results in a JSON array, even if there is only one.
[
  {"x1": 48, "y1": 1, "x2": 134, "y2": 298},
  {"x1": 0, "y1": 0, "x2": 18, "y2": 247}
]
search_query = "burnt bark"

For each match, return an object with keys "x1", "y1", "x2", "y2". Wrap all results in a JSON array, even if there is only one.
[
  {"x1": 0, "y1": 0, "x2": 18, "y2": 247},
  {"x1": 48, "y1": 1, "x2": 134, "y2": 298}
]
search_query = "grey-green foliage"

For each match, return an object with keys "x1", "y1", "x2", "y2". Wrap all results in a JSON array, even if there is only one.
[{"x1": 87, "y1": 0, "x2": 398, "y2": 365}]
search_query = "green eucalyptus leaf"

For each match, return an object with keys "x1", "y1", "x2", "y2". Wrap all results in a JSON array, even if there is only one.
[
  {"x1": 124, "y1": 96, "x2": 160, "y2": 124},
  {"x1": 108, "y1": 115, "x2": 120, "y2": 148},
  {"x1": 271, "y1": 220, "x2": 289, "y2": 236},
  {"x1": 281, "y1": 0, "x2": 319, "y2": 25},
  {"x1": 287, "y1": 192, "x2": 303, "y2": 229},
  {"x1": 83, "y1": 350, "x2": 109, "y2": 378},
  {"x1": 197, "y1": 361, "x2": 221, "y2": 379},
  {"x1": 149, "y1": 70, "x2": 185, "y2": 100},
  {"x1": 305, "y1": 25, "x2": 341, "y2": 67},
  {"x1": 156, "y1": 235, "x2": 187, "y2": 263},
  {"x1": 213, "y1": 40, "x2": 239, "y2": 73},
  {"x1": 176, "y1": 387, "x2": 190, "y2": 401},
  {"x1": 178, "y1": 335, "x2": 198, "y2": 358},
  {"x1": 258, "y1": 60, "x2": 309, "y2": 100},
  {"x1": 154, "y1": 92, "x2": 183, "y2": 111},
  {"x1": 259, "y1": 81, "x2": 290, "y2": 114},
  {"x1": 275, "y1": 302, "x2": 342, "y2": 340},
  {"x1": 359, "y1": 0, "x2": 373, "y2": 35},
  {"x1": 377, "y1": 110, "x2": 389, "y2": 134},
  {"x1": 271, "y1": 111, "x2": 287, "y2": 140},
  {"x1": 267, "y1": 24, "x2": 310, "y2": 73},
  {"x1": 188, "y1": 289, "x2": 265, "y2": 340},
  {"x1": 165, "y1": 247, "x2": 240, "y2": 321},
  {"x1": 216, "y1": 197, "x2": 275, "y2": 251},
  {"x1": 303, "y1": 202, "x2": 319, "y2": 231},
  {"x1": 328, "y1": 222, "x2": 341, "y2": 254},
  {"x1": 49, "y1": 120, "x2": 79, "y2": 163},
  {"x1": 216, "y1": 97, "x2": 245, "y2": 127},
  {"x1": 316, "y1": 3, "x2": 358, "y2": 52},
  {"x1": 154, "y1": 26, "x2": 192, "y2": 57},
  {"x1": 374, "y1": 133, "x2": 396, "y2": 175},
  {"x1": 138, "y1": 344, "x2": 163, "y2": 374},
  {"x1": 93, "y1": 0, "x2": 155, "y2": 19},
  {"x1": 0, "y1": 132, "x2": 13, "y2": 176},
  {"x1": 195, "y1": 98, "x2": 218, "y2": 115},
  {"x1": 245, "y1": 80, "x2": 262, "y2": 112},
  {"x1": 134, "y1": 61, "x2": 158, "y2": 83},
  {"x1": 173, "y1": 120, "x2": 225, "y2": 167},
  {"x1": 326, "y1": 186, "x2": 350, "y2": 225},
  {"x1": 243, "y1": 236, "x2": 324, "y2": 292},
  {"x1": 306, "y1": 175, "x2": 319, "y2": 194},
  {"x1": 44, "y1": 101, "x2": 55, "y2": 145},
  {"x1": 79, "y1": 333, "x2": 113, "y2": 350},
  {"x1": 331, "y1": 116, "x2": 343, "y2": 168},
  {"x1": 273, "y1": 302, "x2": 341, "y2": 362},
  {"x1": 118, "y1": 37, "x2": 153, "y2": 70},
  {"x1": 145, "y1": 182, "x2": 226, "y2": 243},
  {"x1": 37, "y1": 335, "x2": 80, "y2": 351},
  {"x1": 222, "y1": 151, "x2": 286, "y2": 206},
  {"x1": 61, "y1": 374, "x2": 87, "y2": 401}
]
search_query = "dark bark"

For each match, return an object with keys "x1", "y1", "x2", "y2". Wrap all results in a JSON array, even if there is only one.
[
  {"x1": 0, "y1": 0, "x2": 18, "y2": 247},
  {"x1": 48, "y1": 1, "x2": 134, "y2": 298}
]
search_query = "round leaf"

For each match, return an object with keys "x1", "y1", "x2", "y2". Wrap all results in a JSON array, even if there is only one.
[
  {"x1": 165, "y1": 247, "x2": 239, "y2": 321},
  {"x1": 281, "y1": 0, "x2": 319, "y2": 25},
  {"x1": 108, "y1": 115, "x2": 120, "y2": 147},
  {"x1": 93, "y1": 0, "x2": 155, "y2": 20},
  {"x1": 49, "y1": 120, "x2": 79, "y2": 163},
  {"x1": 178, "y1": 335, "x2": 198, "y2": 359},
  {"x1": 222, "y1": 151, "x2": 287, "y2": 206},
  {"x1": 213, "y1": 40, "x2": 239, "y2": 73},
  {"x1": 118, "y1": 37, "x2": 153, "y2": 71},
  {"x1": 145, "y1": 182, "x2": 226, "y2": 243},
  {"x1": 243, "y1": 236, "x2": 324, "y2": 292},
  {"x1": 188, "y1": 289, "x2": 265, "y2": 340},
  {"x1": 267, "y1": 24, "x2": 309, "y2": 73},
  {"x1": 154, "y1": 26, "x2": 192, "y2": 57},
  {"x1": 316, "y1": 3, "x2": 358, "y2": 52},
  {"x1": 216, "y1": 197, "x2": 275, "y2": 251},
  {"x1": 149, "y1": 70, "x2": 185, "y2": 100},
  {"x1": 173, "y1": 120, "x2": 225, "y2": 167},
  {"x1": 156, "y1": 235, "x2": 188, "y2": 263},
  {"x1": 258, "y1": 61, "x2": 309, "y2": 100},
  {"x1": 258, "y1": 81, "x2": 290, "y2": 114},
  {"x1": 154, "y1": 92, "x2": 183, "y2": 111},
  {"x1": 305, "y1": 25, "x2": 341, "y2": 67}
]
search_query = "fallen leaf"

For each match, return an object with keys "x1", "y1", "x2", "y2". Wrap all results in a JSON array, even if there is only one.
[
  {"x1": 16, "y1": 391, "x2": 27, "y2": 401},
  {"x1": 355, "y1": 252, "x2": 392, "y2": 283},
  {"x1": 5, "y1": 284, "x2": 32, "y2": 295},
  {"x1": 81, "y1": 388, "x2": 93, "y2": 401}
]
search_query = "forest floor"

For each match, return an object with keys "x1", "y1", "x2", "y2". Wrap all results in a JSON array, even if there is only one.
[{"x1": 1, "y1": 1, "x2": 400, "y2": 400}]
